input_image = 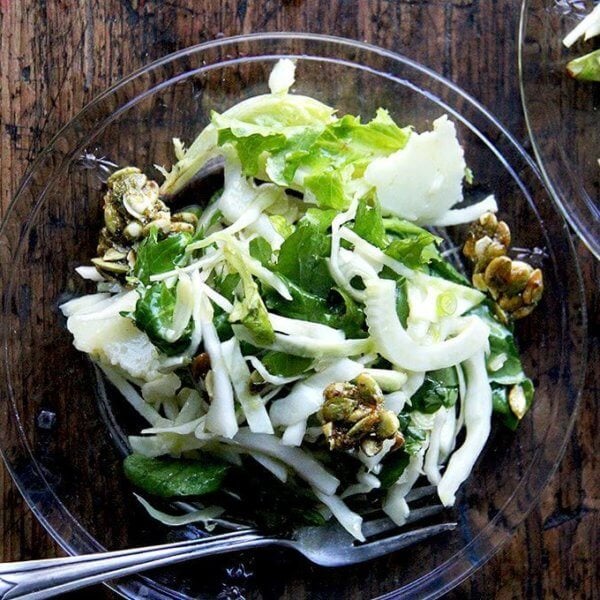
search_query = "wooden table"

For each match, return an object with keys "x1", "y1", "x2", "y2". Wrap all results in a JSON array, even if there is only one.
[{"x1": 0, "y1": 1, "x2": 597, "y2": 598}]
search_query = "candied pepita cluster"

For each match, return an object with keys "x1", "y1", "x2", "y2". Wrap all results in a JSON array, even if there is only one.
[
  {"x1": 94, "y1": 167, "x2": 198, "y2": 277},
  {"x1": 463, "y1": 212, "x2": 543, "y2": 320},
  {"x1": 318, "y1": 374, "x2": 404, "y2": 456}
]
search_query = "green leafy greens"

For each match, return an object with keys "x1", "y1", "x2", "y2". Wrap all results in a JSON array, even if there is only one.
[{"x1": 124, "y1": 453, "x2": 230, "y2": 497}]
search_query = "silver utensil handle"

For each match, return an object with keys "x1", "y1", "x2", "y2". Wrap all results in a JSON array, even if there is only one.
[{"x1": 0, "y1": 531, "x2": 272, "y2": 600}]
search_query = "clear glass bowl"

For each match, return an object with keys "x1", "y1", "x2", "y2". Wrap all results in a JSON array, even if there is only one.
[
  {"x1": 0, "y1": 33, "x2": 588, "y2": 599},
  {"x1": 519, "y1": 0, "x2": 600, "y2": 258}
]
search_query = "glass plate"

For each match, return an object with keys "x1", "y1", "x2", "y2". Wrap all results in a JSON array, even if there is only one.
[
  {"x1": 0, "y1": 33, "x2": 588, "y2": 600},
  {"x1": 520, "y1": 0, "x2": 600, "y2": 258}
]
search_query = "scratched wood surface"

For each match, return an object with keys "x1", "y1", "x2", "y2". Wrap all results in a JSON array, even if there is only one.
[{"x1": 0, "y1": 1, "x2": 598, "y2": 598}]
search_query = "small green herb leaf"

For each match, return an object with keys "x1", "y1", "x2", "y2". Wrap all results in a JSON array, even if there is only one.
[
  {"x1": 124, "y1": 453, "x2": 231, "y2": 498},
  {"x1": 133, "y1": 229, "x2": 191, "y2": 285}
]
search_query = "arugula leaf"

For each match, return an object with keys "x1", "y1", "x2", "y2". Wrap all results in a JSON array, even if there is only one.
[
  {"x1": 377, "y1": 267, "x2": 410, "y2": 328},
  {"x1": 395, "y1": 278, "x2": 410, "y2": 328},
  {"x1": 133, "y1": 229, "x2": 191, "y2": 285},
  {"x1": 380, "y1": 217, "x2": 442, "y2": 269},
  {"x1": 133, "y1": 282, "x2": 192, "y2": 355},
  {"x1": 223, "y1": 462, "x2": 326, "y2": 532},
  {"x1": 468, "y1": 303, "x2": 535, "y2": 426},
  {"x1": 351, "y1": 194, "x2": 387, "y2": 249},
  {"x1": 264, "y1": 277, "x2": 366, "y2": 339},
  {"x1": 275, "y1": 219, "x2": 335, "y2": 296},
  {"x1": 208, "y1": 273, "x2": 240, "y2": 340},
  {"x1": 124, "y1": 453, "x2": 230, "y2": 497},
  {"x1": 410, "y1": 369, "x2": 458, "y2": 414},
  {"x1": 261, "y1": 351, "x2": 313, "y2": 377},
  {"x1": 383, "y1": 217, "x2": 435, "y2": 238},
  {"x1": 211, "y1": 273, "x2": 241, "y2": 301}
]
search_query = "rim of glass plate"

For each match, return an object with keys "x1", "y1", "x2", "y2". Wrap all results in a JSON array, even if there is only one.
[
  {"x1": 0, "y1": 32, "x2": 588, "y2": 600},
  {"x1": 518, "y1": 0, "x2": 600, "y2": 260}
]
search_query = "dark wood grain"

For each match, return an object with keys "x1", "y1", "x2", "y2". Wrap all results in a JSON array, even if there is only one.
[{"x1": 0, "y1": 1, "x2": 597, "y2": 598}]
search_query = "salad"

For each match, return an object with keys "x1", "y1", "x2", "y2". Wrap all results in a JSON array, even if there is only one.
[
  {"x1": 61, "y1": 60, "x2": 543, "y2": 540},
  {"x1": 563, "y1": 2, "x2": 600, "y2": 82}
]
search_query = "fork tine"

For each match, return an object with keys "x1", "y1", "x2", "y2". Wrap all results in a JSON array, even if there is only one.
[
  {"x1": 362, "y1": 504, "x2": 445, "y2": 538},
  {"x1": 353, "y1": 523, "x2": 457, "y2": 561},
  {"x1": 359, "y1": 486, "x2": 439, "y2": 519},
  {"x1": 404, "y1": 485, "x2": 437, "y2": 502}
]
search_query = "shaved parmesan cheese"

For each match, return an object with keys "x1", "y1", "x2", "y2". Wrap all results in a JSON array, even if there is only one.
[
  {"x1": 67, "y1": 298, "x2": 162, "y2": 382},
  {"x1": 365, "y1": 115, "x2": 466, "y2": 224}
]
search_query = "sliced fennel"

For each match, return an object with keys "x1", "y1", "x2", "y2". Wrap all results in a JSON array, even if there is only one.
[{"x1": 365, "y1": 278, "x2": 489, "y2": 371}]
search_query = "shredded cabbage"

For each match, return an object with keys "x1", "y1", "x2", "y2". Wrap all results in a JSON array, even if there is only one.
[
  {"x1": 269, "y1": 359, "x2": 364, "y2": 426},
  {"x1": 437, "y1": 350, "x2": 492, "y2": 506}
]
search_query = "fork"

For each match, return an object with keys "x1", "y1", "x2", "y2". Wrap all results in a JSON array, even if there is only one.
[{"x1": 0, "y1": 488, "x2": 456, "y2": 600}]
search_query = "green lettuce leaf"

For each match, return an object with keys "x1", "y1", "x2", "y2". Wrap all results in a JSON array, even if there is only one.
[
  {"x1": 303, "y1": 170, "x2": 347, "y2": 210},
  {"x1": 215, "y1": 108, "x2": 410, "y2": 211}
]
